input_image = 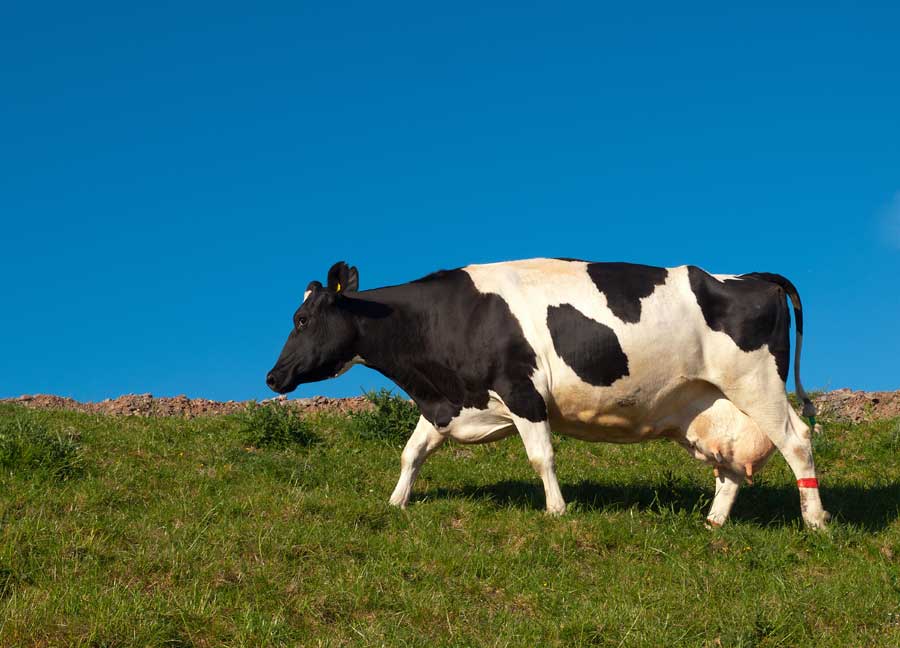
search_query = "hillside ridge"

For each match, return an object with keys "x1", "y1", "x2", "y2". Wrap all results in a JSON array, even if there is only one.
[{"x1": 3, "y1": 388, "x2": 899, "y2": 421}]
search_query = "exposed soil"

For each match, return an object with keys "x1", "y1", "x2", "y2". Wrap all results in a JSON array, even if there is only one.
[
  {"x1": 811, "y1": 388, "x2": 900, "y2": 423},
  {"x1": 2, "y1": 388, "x2": 898, "y2": 421},
  {"x1": 1, "y1": 393, "x2": 373, "y2": 418}
]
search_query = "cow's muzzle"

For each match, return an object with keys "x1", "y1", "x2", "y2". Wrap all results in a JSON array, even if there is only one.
[{"x1": 266, "y1": 369, "x2": 293, "y2": 394}]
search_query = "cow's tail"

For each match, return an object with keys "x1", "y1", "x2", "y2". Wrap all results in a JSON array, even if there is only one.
[{"x1": 745, "y1": 272, "x2": 817, "y2": 420}]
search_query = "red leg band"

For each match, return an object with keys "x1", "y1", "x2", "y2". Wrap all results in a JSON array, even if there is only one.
[{"x1": 797, "y1": 478, "x2": 819, "y2": 488}]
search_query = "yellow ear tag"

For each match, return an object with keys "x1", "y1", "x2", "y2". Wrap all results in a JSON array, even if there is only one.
[{"x1": 336, "y1": 282, "x2": 342, "y2": 292}]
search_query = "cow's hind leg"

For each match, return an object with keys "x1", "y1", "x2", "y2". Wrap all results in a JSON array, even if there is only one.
[
  {"x1": 389, "y1": 416, "x2": 446, "y2": 509},
  {"x1": 784, "y1": 406, "x2": 830, "y2": 527},
  {"x1": 706, "y1": 467, "x2": 743, "y2": 527},
  {"x1": 726, "y1": 389, "x2": 829, "y2": 529},
  {"x1": 513, "y1": 415, "x2": 566, "y2": 515}
]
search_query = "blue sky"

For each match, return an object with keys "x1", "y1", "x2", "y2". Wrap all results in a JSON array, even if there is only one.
[{"x1": 2, "y1": 1, "x2": 898, "y2": 401}]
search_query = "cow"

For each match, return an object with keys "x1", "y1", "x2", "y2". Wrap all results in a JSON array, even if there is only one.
[{"x1": 266, "y1": 259, "x2": 828, "y2": 528}]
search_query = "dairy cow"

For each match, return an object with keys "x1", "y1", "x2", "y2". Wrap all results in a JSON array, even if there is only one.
[{"x1": 266, "y1": 259, "x2": 828, "y2": 528}]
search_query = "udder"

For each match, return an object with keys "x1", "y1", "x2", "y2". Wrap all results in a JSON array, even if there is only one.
[{"x1": 675, "y1": 396, "x2": 775, "y2": 477}]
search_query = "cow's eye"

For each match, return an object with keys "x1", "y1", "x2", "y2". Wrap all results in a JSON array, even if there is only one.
[{"x1": 297, "y1": 316, "x2": 309, "y2": 330}]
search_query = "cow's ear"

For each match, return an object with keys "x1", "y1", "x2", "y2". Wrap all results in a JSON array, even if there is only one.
[{"x1": 326, "y1": 261, "x2": 359, "y2": 293}]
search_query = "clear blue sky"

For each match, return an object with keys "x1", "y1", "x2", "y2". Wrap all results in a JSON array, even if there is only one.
[{"x1": 2, "y1": 1, "x2": 898, "y2": 402}]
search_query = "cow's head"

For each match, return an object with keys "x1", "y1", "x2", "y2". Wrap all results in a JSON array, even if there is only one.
[{"x1": 266, "y1": 261, "x2": 361, "y2": 394}]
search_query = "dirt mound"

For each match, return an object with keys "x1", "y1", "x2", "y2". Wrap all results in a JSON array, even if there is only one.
[
  {"x1": 3, "y1": 389, "x2": 899, "y2": 422},
  {"x1": 811, "y1": 388, "x2": 900, "y2": 423},
  {"x1": 2, "y1": 393, "x2": 373, "y2": 418}
]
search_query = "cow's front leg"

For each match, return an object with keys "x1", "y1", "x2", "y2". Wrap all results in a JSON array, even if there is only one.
[
  {"x1": 389, "y1": 416, "x2": 446, "y2": 509},
  {"x1": 513, "y1": 416, "x2": 566, "y2": 515}
]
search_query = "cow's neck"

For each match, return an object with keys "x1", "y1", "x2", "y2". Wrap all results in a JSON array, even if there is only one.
[{"x1": 345, "y1": 285, "x2": 459, "y2": 423}]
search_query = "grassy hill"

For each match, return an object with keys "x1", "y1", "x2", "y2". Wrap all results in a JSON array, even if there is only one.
[{"x1": 1, "y1": 399, "x2": 899, "y2": 647}]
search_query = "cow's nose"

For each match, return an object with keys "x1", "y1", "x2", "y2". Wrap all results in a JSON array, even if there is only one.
[{"x1": 266, "y1": 371, "x2": 279, "y2": 390}]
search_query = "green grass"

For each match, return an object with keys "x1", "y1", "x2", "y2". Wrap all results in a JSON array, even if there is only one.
[
  {"x1": 0, "y1": 413, "x2": 83, "y2": 480},
  {"x1": 1, "y1": 402, "x2": 899, "y2": 647}
]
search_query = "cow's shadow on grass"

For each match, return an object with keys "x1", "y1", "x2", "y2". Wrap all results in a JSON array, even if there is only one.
[{"x1": 415, "y1": 480, "x2": 900, "y2": 531}]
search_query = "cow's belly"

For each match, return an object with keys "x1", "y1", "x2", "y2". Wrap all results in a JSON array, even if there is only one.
[
  {"x1": 442, "y1": 378, "x2": 775, "y2": 475},
  {"x1": 548, "y1": 412, "x2": 647, "y2": 442},
  {"x1": 545, "y1": 381, "x2": 780, "y2": 466},
  {"x1": 545, "y1": 377, "x2": 775, "y2": 473},
  {"x1": 546, "y1": 373, "x2": 674, "y2": 442}
]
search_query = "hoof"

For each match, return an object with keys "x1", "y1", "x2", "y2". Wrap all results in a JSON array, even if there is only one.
[
  {"x1": 705, "y1": 517, "x2": 724, "y2": 530},
  {"x1": 804, "y1": 510, "x2": 830, "y2": 530},
  {"x1": 388, "y1": 495, "x2": 408, "y2": 509}
]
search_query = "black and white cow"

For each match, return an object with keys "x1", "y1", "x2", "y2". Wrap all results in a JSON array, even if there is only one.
[{"x1": 267, "y1": 259, "x2": 828, "y2": 528}]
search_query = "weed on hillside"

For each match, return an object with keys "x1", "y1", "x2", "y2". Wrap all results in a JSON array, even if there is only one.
[
  {"x1": 349, "y1": 389, "x2": 419, "y2": 443},
  {"x1": 236, "y1": 402, "x2": 317, "y2": 449}
]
